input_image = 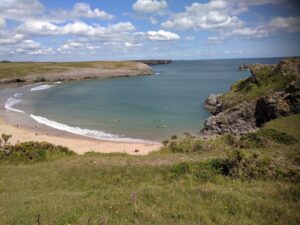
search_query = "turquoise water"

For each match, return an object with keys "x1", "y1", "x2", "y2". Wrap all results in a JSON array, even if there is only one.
[{"x1": 17, "y1": 58, "x2": 282, "y2": 141}]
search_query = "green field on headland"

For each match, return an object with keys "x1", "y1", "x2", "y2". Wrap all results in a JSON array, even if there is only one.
[
  {"x1": 0, "y1": 115, "x2": 299, "y2": 225},
  {"x1": 0, "y1": 61, "x2": 142, "y2": 80}
]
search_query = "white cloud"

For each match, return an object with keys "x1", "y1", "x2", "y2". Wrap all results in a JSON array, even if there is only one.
[
  {"x1": 270, "y1": 16, "x2": 300, "y2": 32},
  {"x1": 0, "y1": 18, "x2": 6, "y2": 30},
  {"x1": 229, "y1": 0, "x2": 287, "y2": 14},
  {"x1": 161, "y1": 0, "x2": 290, "y2": 31},
  {"x1": 147, "y1": 30, "x2": 180, "y2": 41},
  {"x1": 206, "y1": 16, "x2": 300, "y2": 43},
  {"x1": 125, "y1": 42, "x2": 143, "y2": 48},
  {"x1": 0, "y1": 32, "x2": 25, "y2": 44},
  {"x1": 21, "y1": 40, "x2": 40, "y2": 49},
  {"x1": 162, "y1": 1, "x2": 244, "y2": 30},
  {"x1": 17, "y1": 20, "x2": 135, "y2": 39},
  {"x1": 54, "y1": 2, "x2": 114, "y2": 20},
  {"x1": 185, "y1": 36, "x2": 195, "y2": 41},
  {"x1": 206, "y1": 36, "x2": 224, "y2": 44},
  {"x1": 133, "y1": 0, "x2": 167, "y2": 13},
  {"x1": 0, "y1": 0, "x2": 44, "y2": 21},
  {"x1": 27, "y1": 48, "x2": 54, "y2": 55}
]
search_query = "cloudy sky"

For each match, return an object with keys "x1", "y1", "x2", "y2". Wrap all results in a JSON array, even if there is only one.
[{"x1": 0, "y1": 0, "x2": 299, "y2": 61}]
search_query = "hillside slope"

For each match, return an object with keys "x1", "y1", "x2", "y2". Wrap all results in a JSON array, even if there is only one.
[{"x1": 203, "y1": 57, "x2": 300, "y2": 134}]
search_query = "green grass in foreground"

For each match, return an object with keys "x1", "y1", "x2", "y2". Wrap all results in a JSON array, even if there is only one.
[
  {"x1": 0, "y1": 61, "x2": 137, "y2": 80},
  {"x1": 0, "y1": 115, "x2": 299, "y2": 225}
]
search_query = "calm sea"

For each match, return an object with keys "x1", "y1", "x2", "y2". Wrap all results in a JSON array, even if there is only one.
[{"x1": 15, "y1": 58, "x2": 282, "y2": 141}]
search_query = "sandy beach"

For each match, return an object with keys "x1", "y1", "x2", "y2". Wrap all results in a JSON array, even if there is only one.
[
  {"x1": 0, "y1": 117, "x2": 161, "y2": 155},
  {"x1": 0, "y1": 84, "x2": 162, "y2": 155}
]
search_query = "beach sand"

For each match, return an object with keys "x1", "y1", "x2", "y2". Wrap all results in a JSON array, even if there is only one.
[
  {"x1": 0, "y1": 84, "x2": 162, "y2": 155},
  {"x1": 0, "y1": 118, "x2": 162, "y2": 155}
]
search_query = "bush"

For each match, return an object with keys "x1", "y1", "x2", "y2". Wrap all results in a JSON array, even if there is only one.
[
  {"x1": 0, "y1": 141, "x2": 75, "y2": 164},
  {"x1": 224, "y1": 128, "x2": 298, "y2": 149},
  {"x1": 161, "y1": 136, "x2": 204, "y2": 153},
  {"x1": 209, "y1": 149, "x2": 297, "y2": 181},
  {"x1": 170, "y1": 161, "x2": 218, "y2": 182}
]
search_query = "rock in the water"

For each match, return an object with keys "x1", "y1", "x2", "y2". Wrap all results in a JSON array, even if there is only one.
[{"x1": 238, "y1": 63, "x2": 251, "y2": 71}]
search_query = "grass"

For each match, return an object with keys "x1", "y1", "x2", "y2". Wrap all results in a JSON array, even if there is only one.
[
  {"x1": 0, "y1": 61, "x2": 138, "y2": 80},
  {"x1": 264, "y1": 114, "x2": 300, "y2": 140},
  {"x1": 0, "y1": 115, "x2": 299, "y2": 224},
  {"x1": 220, "y1": 66, "x2": 297, "y2": 110},
  {"x1": 0, "y1": 155, "x2": 299, "y2": 225}
]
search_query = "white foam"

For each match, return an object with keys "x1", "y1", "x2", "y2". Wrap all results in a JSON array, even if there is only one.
[
  {"x1": 5, "y1": 97, "x2": 25, "y2": 113},
  {"x1": 155, "y1": 72, "x2": 160, "y2": 75},
  {"x1": 30, "y1": 114, "x2": 156, "y2": 144},
  {"x1": 55, "y1": 81, "x2": 62, "y2": 84},
  {"x1": 14, "y1": 93, "x2": 23, "y2": 97},
  {"x1": 30, "y1": 84, "x2": 54, "y2": 91}
]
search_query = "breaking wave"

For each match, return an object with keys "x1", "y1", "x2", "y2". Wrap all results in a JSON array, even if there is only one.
[
  {"x1": 30, "y1": 114, "x2": 155, "y2": 144},
  {"x1": 30, "y1": 84, "x2": 55, "y2": 91},
  {"x1": 5, "y1": 97, "x2": 25, "y2": 113}
]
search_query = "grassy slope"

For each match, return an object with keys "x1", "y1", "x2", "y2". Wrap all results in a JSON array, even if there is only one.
[
  {"x1": 265, "y1": 114, "x2": 300, "y2": 140},
  {"x1": 0, "y1": 116, "x2": 299, "y2": 225},
  {"x1": 0, "y1": 61, "x2": 138, "y2": 80},
  {"x1": 221, "y1": 66, "x2": 297, "y2": 110}
]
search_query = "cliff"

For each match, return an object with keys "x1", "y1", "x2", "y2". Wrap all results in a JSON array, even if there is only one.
[
  {"x1": 0, "y1": 61, "x2": 153, "y2": 85},
  {"x1": 203, "y1": 57, "x2": 300, "y2": 135}
]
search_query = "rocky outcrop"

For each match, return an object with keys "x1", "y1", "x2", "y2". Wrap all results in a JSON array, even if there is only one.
[
  {"x1": 238, "y1": 63, "x2": 251, "y2": 71},
  {"x1": 204, "y1": 93, "x2": 223, "y2": 115},
  {"x1": 204, "y1": 102, "x2": 257, "y2": 134},
  {"x1": 203, "y1": 57, "x2": 300, "y2": 135}
]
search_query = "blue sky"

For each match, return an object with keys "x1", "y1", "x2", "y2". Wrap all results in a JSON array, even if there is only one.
[{"x1": 0, "y1": 0, "x2": 299, "y2": 61}]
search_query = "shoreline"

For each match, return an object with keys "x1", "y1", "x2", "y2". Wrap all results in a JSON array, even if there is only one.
[
  {"x1": 0, "y1": 84, "x2": 162, "y2": 155},
  {"x1": 0, "y1": 118, "x2": 161, "y2": 155}
]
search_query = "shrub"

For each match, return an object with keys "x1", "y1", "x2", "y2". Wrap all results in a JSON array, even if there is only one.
[
  {"x1": 0, "y1": 141, "x2": 75, "y2": 164},
  {"x1": 209, "y1": 149, "x2": 297, "y2": 181},
  {"x1": 258, "y1": 128, "x2": 298, "y2": 145},
  {"x1": 170, "y1": 135, "x2": 178, "y2": 140},
  {"x1": 224, "y1": 128, "x2": 298, "y2": 149},
  {"x1": 161, "y1": 136, "x2": 204, "y2": 153},
  {"x1": 1, "y1": 134, "x2": 12, "y2": 144},
  {"x1": 170, "y1": 161, "x2": 218, "y2": 182}
]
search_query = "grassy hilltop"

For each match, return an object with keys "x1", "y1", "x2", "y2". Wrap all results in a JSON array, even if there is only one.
[
  {"x1": 0, "y1": 61, "x2": 152, "y2": 83},
  {"x1": 0, "y1": 115, "x2": 299, "y2": 225}
]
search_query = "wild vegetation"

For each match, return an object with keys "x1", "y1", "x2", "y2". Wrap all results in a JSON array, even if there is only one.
[
  {"x1": 0, "y1": 61, "x2": 140, "y2": 80},
  {"x1": 220, "y1": 61, "x2": 298, "y2": 110},
  {"x1": 0, "y1": 115, "x2": 299, "y2": 225},
  {"x1": 0, "y1": 139, "x2": 75, "y2": 164}
]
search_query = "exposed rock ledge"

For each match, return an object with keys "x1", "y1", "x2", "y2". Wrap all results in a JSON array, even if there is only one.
[{"x1": 202, "y1": 57, "x2": 300, "y2": 135}]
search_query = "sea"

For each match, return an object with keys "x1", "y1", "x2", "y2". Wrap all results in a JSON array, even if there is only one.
[{"x1": 4, "y1": 58, "x2": 283, "y2": 142}]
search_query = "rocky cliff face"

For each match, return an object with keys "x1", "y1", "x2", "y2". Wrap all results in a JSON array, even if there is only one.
[{"x1": 203, "y1": 57, "x2": 300, "y2": 135}]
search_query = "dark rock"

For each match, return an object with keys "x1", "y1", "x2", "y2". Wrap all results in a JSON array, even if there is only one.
[
  {"x1": 238, "y1": 63, "x2": 251, "y2": 71},
  {"x1": 255, "y1": 93, "x2": 291, "y2": 126},
  {"x1": 203, "y1": 102, "x2": 256, "y2": 135}
]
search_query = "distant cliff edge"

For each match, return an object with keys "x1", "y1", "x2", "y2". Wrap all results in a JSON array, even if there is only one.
[{"x1": 0, "y1": 61, "x2": 153, "y2": 86}]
